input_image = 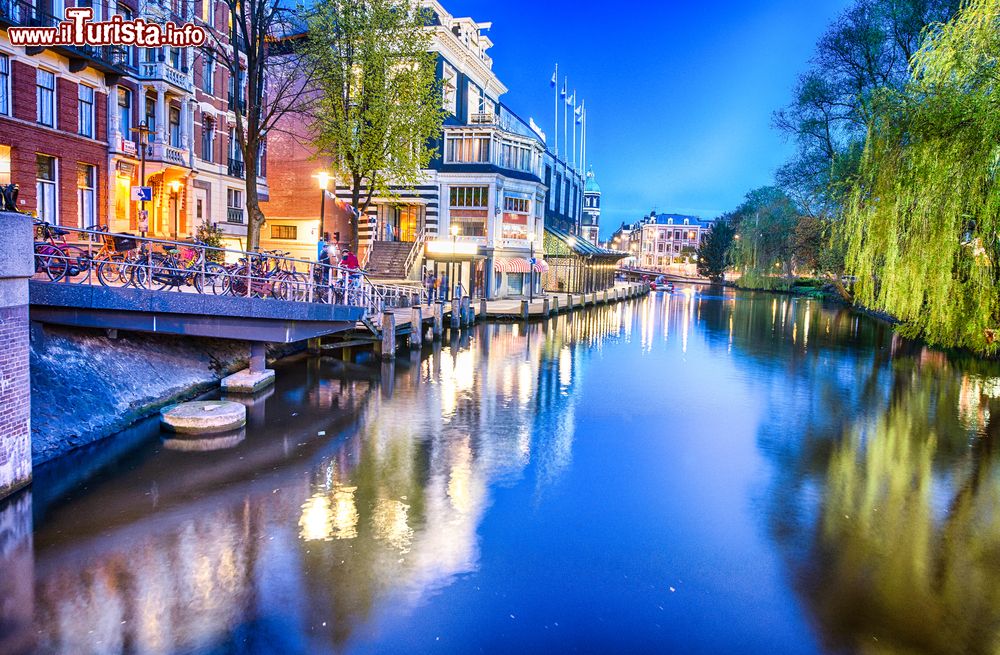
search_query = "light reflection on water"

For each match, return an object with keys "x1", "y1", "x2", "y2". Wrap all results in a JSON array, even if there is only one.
[{"x1": 3, "y1": 286, "x2": 1000, "y2": 654}]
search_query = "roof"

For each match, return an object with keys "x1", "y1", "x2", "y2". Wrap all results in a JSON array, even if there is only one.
[
  {"x1": 644, "y1": 213, "x2": 715, "y2": 229},
  {"x1": 545, "y1": 226, "x2": 627, "y2": 260},
  {"x1": 584, "y1": 167, "x2": 600, "y2": 194}
]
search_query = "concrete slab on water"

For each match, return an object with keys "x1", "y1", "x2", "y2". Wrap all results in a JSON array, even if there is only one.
[
  {"x1": 160, "y1": 401, "x2": 247, "y2": 434},
  {"x1": 220, "y1": 368, "x2": 276, "y2": 394}
]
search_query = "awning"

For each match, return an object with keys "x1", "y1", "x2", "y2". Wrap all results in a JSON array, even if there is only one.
[{"x1": 494, "y1": 257, "x2": 549, "y2": 273}]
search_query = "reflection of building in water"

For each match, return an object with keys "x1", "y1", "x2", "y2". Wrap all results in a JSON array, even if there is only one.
[
  {"x1": 0, "y1": 493, "x2": 33, "y2": 655},
  {"x1": 25, "y1": 304, "x2": 632, "y2": 653}
]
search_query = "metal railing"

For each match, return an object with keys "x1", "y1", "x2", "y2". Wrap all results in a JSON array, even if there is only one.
[
  {"x1": 29, "y1": 223, "x2": 417, "y2": 320},
  {"x1": 402, "y1": 227, "x2": 425, "y2": 279}
]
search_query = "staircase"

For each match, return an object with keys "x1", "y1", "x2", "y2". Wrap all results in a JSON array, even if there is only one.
[{"x1": 365, "y1": 240, "x2": 419, "y2": 280}]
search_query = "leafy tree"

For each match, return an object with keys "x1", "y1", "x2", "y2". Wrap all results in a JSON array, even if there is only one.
[
  {"x1": 303, "y1": 0, "x2": 444, "y2": 252},
  {"x1": 729, "y1": 187, "x2": 800, "y2": 289},
  {"x1": 844, "y1": 0, "x2": 1000, "y2": 354},
  {"x1": 696, "y1": 218, "x2": 735, "y2": 281},
  {"x1": 202, "y1": 0, "x2": 314, "y2": 251}
]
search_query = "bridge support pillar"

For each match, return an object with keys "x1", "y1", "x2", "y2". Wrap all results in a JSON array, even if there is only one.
[
  {"x1": 0, "y1": 212, "x2": 33, "y2": 501},
  {"x1": 221, "y1": 342, "x2": 275, "y2": 394}
]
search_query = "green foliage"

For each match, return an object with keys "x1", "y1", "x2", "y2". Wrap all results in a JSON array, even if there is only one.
[
  {"x1": 195, "y1": 222, "x2": 226, "y2": 263},
  {"x1": 303, "y1": 0, "x2": 444, "y2": 251},
  {"x1": 696, "y1": 219, "x2": 734, "y2": 281},
  {"x1": 844, "y1": 0, "x2": 1000, "y2": 354},
  {"x1": 729, "y1": 187, "x2": 800, "y2": 289}
]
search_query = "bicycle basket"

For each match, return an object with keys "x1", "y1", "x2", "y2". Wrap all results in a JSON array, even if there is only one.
[{"x1": 113, "y1": 236, "x2": 139, "y2": 251}]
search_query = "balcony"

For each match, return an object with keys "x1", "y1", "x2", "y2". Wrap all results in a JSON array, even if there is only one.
[
  {"x1": 0, "y1": 0, "x2": 132, "y2": 74},
  {"x1": 227, "y1": 158, "x2": 245, "y2": 178},
  {"x1": 469, "y1": 113, "x2": 497, "y2": 125},
  {"x1": 137, "y1": 61, "x2": 194, "y2": 94},
  {"x1": 226, "y1": 207, "x2": 245, "y2": 224}
]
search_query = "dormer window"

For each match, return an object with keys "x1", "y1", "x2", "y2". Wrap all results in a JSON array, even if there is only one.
[{"x1": 442, "y1": 63, "x2": 457, "y2": 114}]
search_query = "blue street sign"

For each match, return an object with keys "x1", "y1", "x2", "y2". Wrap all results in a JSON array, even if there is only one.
[
  {"x1": 529, "y1": 257, "x2": 537, "y2": 266},
  {"x1": 131, "y1": 186, "x2": 152, "y2": 202}
]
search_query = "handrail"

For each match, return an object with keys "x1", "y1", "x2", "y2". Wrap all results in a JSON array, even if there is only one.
[
  {"x1": 402, "y1": 226, "x2": 425, "y2": 280},
  {"x1": 28, "y1": 222, "x2": 401, "y2": 318}
]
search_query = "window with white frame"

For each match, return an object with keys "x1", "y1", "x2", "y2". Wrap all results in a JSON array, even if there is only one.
[
  {"x1": 202, "y1": 50, "x2": 215, "y2": 93},
  {"x1": 442, "y1": 62, "x2": 457, "y2": 114},
  {"x1": 0, "y1": 54, "x2": 9, "y2": 116},
  {"x1": 118, "y1": 87, "x2": 132, "y2": 138},
  {"x1": 36, "y1": 154, "x2": 58, "y2": 223},
  {"x1": 169, "y1": 106, "x2": 181, "y2": 147},
  {"x1": 445, "y1": 132, "x2": 490, "y2": 164},
  {"x1": 77, "y1": 163, "x2": 96, "y2": 229},
  {"x1": 227, "y1": 187, "x2": 243, "y2": 223},
  {"x1": 448, "y1": 185, "x2": 488, "y2": 237},
  {"x1": 78, "y1": 85, "x2": 95, "y2": 137},
  {"x1": 466, "y1": 82, "x2": 481, "y2": 121},
  {"x1": 37, "y1": 69, "x2": 56, "y2": 127},
  {"x1": 201, "y1": 117, "x2": 214, "y2": 162},
  {"x1": 501, "y1": 195, "x2": 530, "y2": 241}
]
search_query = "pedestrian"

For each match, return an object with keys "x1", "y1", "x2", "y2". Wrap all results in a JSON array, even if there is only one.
[{"x1": 424, "y1": 270, "x2": 435, "y2": 303}]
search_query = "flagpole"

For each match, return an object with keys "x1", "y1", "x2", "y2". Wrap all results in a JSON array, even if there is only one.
[
  {"x1": 553, "y1": 63, "x2": 559, "y2": 156},
  {"x1": 572, "y1": 93, "x2": 577, "y2": 173},
  {"x1": 582, "y1": 108, "x2": 587, "y2": 175},
  {"x1": 563, "y1": 77, "x2": 568, "y2": 167}
]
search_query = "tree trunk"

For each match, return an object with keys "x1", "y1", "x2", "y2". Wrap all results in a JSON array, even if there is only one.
[{"x1": 244, "y1": 150, "x2": 264, "y2": 252}]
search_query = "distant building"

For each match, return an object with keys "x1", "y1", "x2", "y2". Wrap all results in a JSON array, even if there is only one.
[
  {"x1": 610, "y1": 211, "x2": 714, "y2": 271},
  {"x1": 581, "y1": 167, "x2": 600, "y2": 245}
]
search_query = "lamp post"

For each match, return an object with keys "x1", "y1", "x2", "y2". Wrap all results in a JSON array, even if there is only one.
[
  {"x1": 315, "y1": 171, "x2": 329, "y2": 245},
  {"x1": 450, "y1": 224, "x2": 459, "y2": 299},
  {"x1": 527, "y1": 231, "x2": 536, "y2": 301},
  {"x1": 168, "y1": 179, "x2": 181, "y2": 239},
  {"x1": 132, "y1": 121, "x2": 153, "y2": 238},
  {"x1": 567, "y1": 236, "x2": 577, "y2": 293}
]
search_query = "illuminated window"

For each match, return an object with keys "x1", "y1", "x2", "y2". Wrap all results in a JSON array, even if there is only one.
[{"x1": 271, "y1": 224, "x2": 297, "y2": 240}]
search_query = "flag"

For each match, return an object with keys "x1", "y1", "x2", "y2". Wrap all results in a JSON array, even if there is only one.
[
  {"x1": 575, "y1": 101, "x2": 584, "y2": 122},
  {"x1": 550, "y1": 67, "x2": 557, "y2": 87},
  {"x1": 561, "y1": 78, "x2": 567, "y2": 98},
  {"x1": 566, "y1": 90, "x2": 575, "y2": 106}
]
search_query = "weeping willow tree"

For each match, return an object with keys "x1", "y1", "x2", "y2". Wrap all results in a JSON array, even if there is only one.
[{"x1": 844, "y1": 0, "x2": 1000, "y2": 355}]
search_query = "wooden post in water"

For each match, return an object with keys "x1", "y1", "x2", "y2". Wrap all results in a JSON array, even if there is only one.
[
  {"x1": 450, "y1": 296, "x2": 461, "y2": 328},
  {"x1": 433, "y1": 301, "x2": 444, "y2": 339},
  {"x1": 461, "y1": 296, "x2": 471, "y2": 326},
  {"x1": 543, "y1": 297, "x2": 551, "y2": 317},
  {"x1": 520, "y1": 299, "x2": 529, "y2": 321},
  {"x1": 410, "y1": 306, "x2": 423, "y2": 349},
  {"x1": 552, "y1": 295, "x2": 560, "y2": 313},
  {"x1": 380, "y1": 310, "x2": 396, "y2": 360},
  {"x1": 480, "y1": 297, "x2": 487, "y2": 319}
]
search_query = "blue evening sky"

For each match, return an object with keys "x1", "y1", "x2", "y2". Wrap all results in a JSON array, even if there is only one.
[{"x1": 446, "y1": 0, "x2": 852, "y2": 238}]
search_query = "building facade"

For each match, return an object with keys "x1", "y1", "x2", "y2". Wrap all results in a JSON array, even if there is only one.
[
  {"x1": 1, "y1": 0, "x2": 267, "y2": 246},
  {"x1": 636, "y1": 212, "x2": 713, "y2": 270},
  {"x1": 284, "y1": 0, "x2": 587, "y2": 299},
  {"x1": 580, "y1": 167, "x2": 600, "y2": 245}
]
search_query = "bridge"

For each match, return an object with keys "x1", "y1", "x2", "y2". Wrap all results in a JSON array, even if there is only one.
[{"x1": 617, "y1": 266, "x2": 717, "y2": 286}]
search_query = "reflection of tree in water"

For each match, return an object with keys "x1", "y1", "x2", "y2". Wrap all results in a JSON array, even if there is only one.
[{"x1": 691, "y1": 288, "x2": 1000, "y2": 652}]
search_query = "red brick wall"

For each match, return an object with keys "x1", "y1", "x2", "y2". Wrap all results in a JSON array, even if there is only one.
[
  {"x1": 0, "y1": 304, "x2": 30, "y2": 498},
  {"x1": 0, "y1": 62, "x2": 109, "y2": 227}
]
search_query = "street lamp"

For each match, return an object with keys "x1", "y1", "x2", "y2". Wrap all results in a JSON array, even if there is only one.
[
  {"x1": 527, "y1": 231, "x2": 536, "y2": 302},
  {"x1": 168, "y1": 179, "x2": 181, "y2": 239},
  {"x1": 315, "y1": 171, "x2": 330, "y2": 247}
]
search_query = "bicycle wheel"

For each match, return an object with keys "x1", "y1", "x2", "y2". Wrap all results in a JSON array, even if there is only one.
[
  {"x1": 194, "y1": 263, "x2": 230, "y2": 295},
  {"x1": 59, "y1": 244, "x2": 92, "y2": 282},
  {"x1": 96, "y1": 256, "x2": 129, "y2": 287},
  {"x1": 36, "y1": 244, "x2": 68, "y2": 283},
  {"x1": 132, "y1": 253, "x2": 174, "y2": 291}
]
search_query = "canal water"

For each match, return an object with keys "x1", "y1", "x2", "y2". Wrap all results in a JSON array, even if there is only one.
[{"x1": 4, "y1": 285, "x2": 1000, "y2": 654}]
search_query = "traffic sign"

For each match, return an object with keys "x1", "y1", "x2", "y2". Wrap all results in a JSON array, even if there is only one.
[{"x1": 131, "y1": 186, "x2": 152, "y2": 202}]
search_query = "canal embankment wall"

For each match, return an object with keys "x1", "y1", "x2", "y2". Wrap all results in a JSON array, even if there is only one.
[{"x1": 29, "y1": 325, "x2": 297, "y2": 463}]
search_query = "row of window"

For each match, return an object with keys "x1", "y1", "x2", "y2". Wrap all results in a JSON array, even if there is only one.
[{"x1": 0, "y1": 54, "x2": 101, "y2": 139}]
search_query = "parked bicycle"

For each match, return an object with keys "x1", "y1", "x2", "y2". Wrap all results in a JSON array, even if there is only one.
[
  {"x1": 33, "y1": 220, "x2": 88, "y2": 282},
  {"x1": 131, "y1": 240, "x2": 228, "y2": 293}
]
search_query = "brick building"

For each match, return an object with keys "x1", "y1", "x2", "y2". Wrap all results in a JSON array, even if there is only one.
[{"x1": 1, "y1": 0, "x2": 267, "y2": 244}]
